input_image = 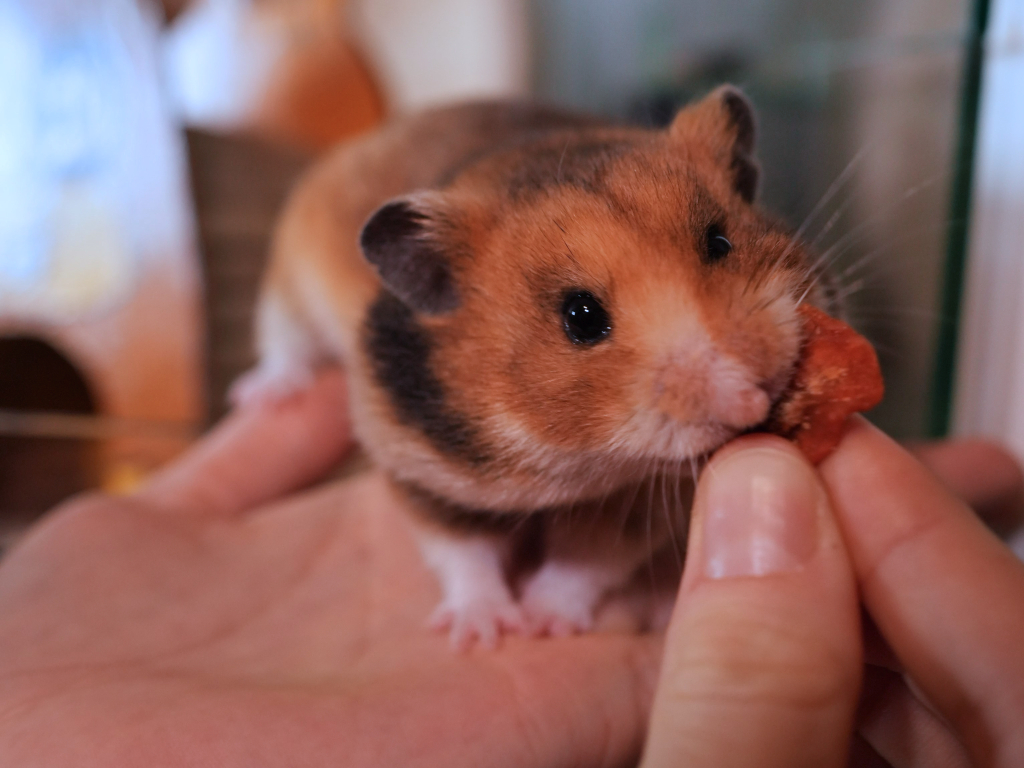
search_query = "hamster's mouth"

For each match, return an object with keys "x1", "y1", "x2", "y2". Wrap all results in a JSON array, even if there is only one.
[
  {"x1": 632, "y1": 360, "x2": 799, "y2": 468},
  {"x1": 609, "y1": 306, "x2": 885, "y2": 474},
  {"x1": 614, "y1": 417, "x2": 740, "y2": 469}
]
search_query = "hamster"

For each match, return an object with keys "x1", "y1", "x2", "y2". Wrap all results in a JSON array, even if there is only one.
[{"x1": 232, "y1": 86, "x2": 832, "y2": 649}]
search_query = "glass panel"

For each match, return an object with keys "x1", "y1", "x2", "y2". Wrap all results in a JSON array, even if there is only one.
[{"x1": 531, "y1": 0, "x2": 973, "y2": 438}]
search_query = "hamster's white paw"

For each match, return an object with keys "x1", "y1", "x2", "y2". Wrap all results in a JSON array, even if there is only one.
[
  {"x1": 228, "y1": 363, "x2": 315, "y2": 409},
  {"x1": 520, "y1": 562, "x2": 607, "y2": 637},
  {"x1": 428, "y1": 594, "x2": 526, "y2": 652}
]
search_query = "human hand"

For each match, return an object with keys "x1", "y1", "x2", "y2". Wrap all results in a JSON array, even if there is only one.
[
  {"x1": 641, "y1": 418, "x2": 1024, "y2": 767},
  {"x1": 3, "y1": 368, "x2": 1021, "y2": 768},
  {"x1": 0, "y1": 369, "x2": 659, "y2": 767}
]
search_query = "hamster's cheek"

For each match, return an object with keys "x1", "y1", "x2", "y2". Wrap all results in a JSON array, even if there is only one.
[
  {"x1": 690, "y1": 258, "x2": 804, "y2": 385},
  {"x1": 496, "y1": 343, "x2": 635, "y2": 451}
]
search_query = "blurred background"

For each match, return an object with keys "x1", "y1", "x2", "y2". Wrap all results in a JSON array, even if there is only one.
[{"x1": 0, "y1": 0, "x2": 1021, "y2": 546}]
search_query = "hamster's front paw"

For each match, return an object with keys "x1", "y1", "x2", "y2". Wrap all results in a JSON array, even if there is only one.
[
  {"x1": 428, "y1": 593, "x2": 526, "y2": 652},
  {"x1": 228, "y1": 362, "x2": 315, "y2": 409},
  {"x1": 417, "y1": 532, "x2": 525, "y2": 651},
  {"x1": 520, "y1": 561, "x2": 608, "y2": 637}
]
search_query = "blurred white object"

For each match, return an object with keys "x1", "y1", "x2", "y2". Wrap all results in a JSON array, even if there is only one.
[
  {"x1": 162, "y1": 0, "x2": 286, "y2": 128},
  {"x1": 951, "y1": 0, "x2": 1024, "y2": 555},
  {"x1": 0, "y1": 0, "x2": 205, "y2": 477},
  {"x1": 162, "y1": 0, "x2": 529, "y2": 131},
  {"x1": 349, "y1": 0, "x2": 530, "y2": 112},
  {"x1": 954, "y1": 0, "x2": 1024, "y2": 451},
  {"x1": 0, "y1": 0, "x2": 197, "y2": 321},
  {"x1": 0, "y1": 5, "x2": 50, "y2": 291}
]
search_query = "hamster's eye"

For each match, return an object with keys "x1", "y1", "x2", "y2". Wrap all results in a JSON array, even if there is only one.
[
  {"x1": 562, "y1": 291, "x2": 611, "y2": 345},
  {"x1": 705, "y1": 224, "x2": 733, "y2": 263}
]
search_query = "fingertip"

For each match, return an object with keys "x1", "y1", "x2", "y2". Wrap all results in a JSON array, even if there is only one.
[
  {"x1": 821, "y1": 414, "x2": 885, "y2": 466},
  {"x1": 817, "y1": 414, "x2": 1024, "y2": 764},
  {"x1": 709, "y1": 432, "x2": 808, "y2": 470},
  {"x1": 910, "y1": 438, "x2": 1024, "y2": 536},
  {"x1": 644, "y1": 427, "x2": 861, "y2": 767},
  {"x1": 137, "y1": 367, "x2": 353, "y2": 516},
  {"x1": 695, "y1": 443, "x2": 821, "y2": 582}
]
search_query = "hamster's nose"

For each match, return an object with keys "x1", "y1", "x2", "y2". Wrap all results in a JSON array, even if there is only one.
[
  {"x1": 709, "y1": 378, "x2": 771, "y2": 430},
  {"x1": 657, "y1": 350, "x2": 772, "y2": 430}
]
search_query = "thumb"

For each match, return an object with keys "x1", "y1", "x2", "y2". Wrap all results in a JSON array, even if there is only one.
[{"x1": 642, "y1": 436, "x2": 862, "y2": 768}]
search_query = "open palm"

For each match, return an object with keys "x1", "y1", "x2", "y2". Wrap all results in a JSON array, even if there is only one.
[{"x1": 0, "y1": 371, "x2": 658, "y2": 767}]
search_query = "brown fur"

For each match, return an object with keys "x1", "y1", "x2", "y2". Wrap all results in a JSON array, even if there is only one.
[
  {"x1": 242, "y1": 87, "x2": 829, "y2": 640},
  {"x1": 254, "y1": 89, "x2": 823, "y2": 510}
]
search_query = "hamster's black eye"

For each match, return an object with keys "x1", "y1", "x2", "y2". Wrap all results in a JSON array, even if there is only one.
[
  {"x1": 562, "y1": 291, "x2": 611, "y2": 345},
  {"x1": 705, "y1": 224, "x2": 732, "y2": 263}
]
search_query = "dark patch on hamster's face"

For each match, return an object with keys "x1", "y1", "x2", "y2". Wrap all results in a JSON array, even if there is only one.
[
  {"x1": 505, "y1": 139, "x2": 631, "y2": 200},
  {"x1": 364, "y1": 291, "x2": 491, "y2": 465},
  {"x1": 431, "y1": 103, "x2": 605, "y2": 187}
]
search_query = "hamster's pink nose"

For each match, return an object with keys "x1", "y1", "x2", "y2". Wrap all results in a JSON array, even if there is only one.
[
  {"x1": 657, "y1": 348, "x2": 773, "y2": 430},
  {"x1": 709, "y1": 380, "x2": 771, "y2": 430}
]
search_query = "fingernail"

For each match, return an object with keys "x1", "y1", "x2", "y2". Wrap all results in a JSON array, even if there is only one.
[{"x1": 701, "y1": 448, "x2": 819, "y2": 579}]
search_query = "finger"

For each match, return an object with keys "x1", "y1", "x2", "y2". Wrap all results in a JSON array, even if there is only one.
[
  {"x1": 848, "y1": 734, "x2": 893, "y2": 768},
  {"x1": 136, "y1": 368, "x2": 352, "y2": 516},
  {"x1": 908, "y1": 439, "x2": 1024, "y2": 536},
  {"x1": 857, "y1": 665, "x2": 971, "y2": 768},
  {"x1": 821, "y1": 417, "x2": 1024, "y2": 767},
  {"x1": 862, "y1": 613, "x2": 902, "y2": 672},
  {"x1": 642, "y1": 436, "x2": 861, "y2": 768}
]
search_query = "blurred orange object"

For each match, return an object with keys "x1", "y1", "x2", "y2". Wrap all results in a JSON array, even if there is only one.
[
  {"x1": 254, "y1": 19, "x2": 385, "y2": 150},
  {"x1": 164, "y1": 0, "x2": 385, "y2": 151}
]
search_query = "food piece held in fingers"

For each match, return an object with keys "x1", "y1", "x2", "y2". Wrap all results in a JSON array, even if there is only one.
[{"x1": 762, "y1": 304, "x2": 884, "y2": 464}]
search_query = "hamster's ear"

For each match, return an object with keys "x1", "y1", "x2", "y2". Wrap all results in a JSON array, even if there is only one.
[
  {"x1": 669, "y1": 85, "x2": 759, "y2": 203},
  {"x1": 360, "y1": 194, "x2": 460, "y2": 314}
]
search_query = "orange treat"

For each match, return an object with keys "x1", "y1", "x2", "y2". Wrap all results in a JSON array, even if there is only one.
[{"x1": 764, "y1": 305, "x2": 884, "y2": 464}]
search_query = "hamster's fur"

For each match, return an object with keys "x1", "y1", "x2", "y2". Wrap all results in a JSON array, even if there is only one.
[{"x1": 234, "y1": 86, "x2": 830, "y2": 648}]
